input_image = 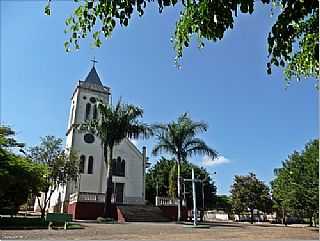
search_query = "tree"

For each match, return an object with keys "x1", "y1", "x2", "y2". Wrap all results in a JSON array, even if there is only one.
[
  {"x1": 79, "y1": 99, "x2": 150, "y2": 218},
  {"x1": 168, "y1": 163, "x2": 177, "y2": 199},
  {"x1": 145, "y1": 157, "x2": 216, "y2": 209},
  {"x1": 0, "y1": 125, "x2": 24, "y2": 149},
  {"x1": 152, "y1": 113, "x2": 217, "y2": 221},
  {"x1": 271, "y1": 139, "x2": 319, "y2": 226},
  {"x1": 0, "y1": 154, "x2": 47, "y2": 215},
  {"x1": 28, "y1": 136, "x2": 79, "y2": 218},
  {"x1": 230, "y1": 173, "x2": 271, "y2": 224},
  {"x1": 214, "y1": 195, "x2": 232, "y2": 214},
  {"x1": 0, "y1": 126, "x2": 46, "y2": 215},
  {"x1": 46, "y1": 0, "x2": 318, "y2": 85}
]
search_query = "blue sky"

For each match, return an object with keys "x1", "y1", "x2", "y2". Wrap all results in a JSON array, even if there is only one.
[{"x1": 1, "y1": 1, "x2": 317, "y2": 195}]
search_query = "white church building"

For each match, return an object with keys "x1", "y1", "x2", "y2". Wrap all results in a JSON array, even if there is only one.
[{"x1": 35, "y1": 64, "x2": 148, "y2": 220}]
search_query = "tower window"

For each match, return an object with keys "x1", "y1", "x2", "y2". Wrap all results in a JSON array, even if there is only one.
[
  {"x1": 84, "y1": 133, "x2": 95, "y2": 144},
  {"x1": 92, "y1": 104, "x2": 98, "y2": 120},
  {"x1": 88, "y1": 156, "x2": 94, "y2": 174},
  {"x1": 90, "y1": 97, "x2": 96, "y2": 103},
  {"x1": 85, "y1": 103, "x2": 91, "y2": 120},
  {"x1": 79, "y1": 155, "x2": 85, "y2": 174}
]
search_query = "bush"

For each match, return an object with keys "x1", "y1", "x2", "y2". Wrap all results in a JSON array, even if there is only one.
[
  {"x1": 0, "y1": 206, "x2": 18, "y2": 216},
  {"x1": 0, "y1": 217, "x2": 48, "y2": 229}
]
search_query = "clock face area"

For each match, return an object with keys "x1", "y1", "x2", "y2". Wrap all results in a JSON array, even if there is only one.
[
  {"x1": 90, "y1": 97, "x2": 96, "y2": 103},
  {"x1": 84, "y1": 133, "x2": 95, "y2": 144}
]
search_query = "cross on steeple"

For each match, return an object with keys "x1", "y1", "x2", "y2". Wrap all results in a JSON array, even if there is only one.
[{"x1": 90, "y1": 57, "x2": 98, "y2": 67}]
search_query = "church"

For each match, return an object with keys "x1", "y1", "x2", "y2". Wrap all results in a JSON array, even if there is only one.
[{"x1": 35, "y1": 63, "x2": 148, "y2": 220}]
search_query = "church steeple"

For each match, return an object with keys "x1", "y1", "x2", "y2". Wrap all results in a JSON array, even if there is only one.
[{"x1": 84, "y1": 66, "x2": 103, "y2": 86}]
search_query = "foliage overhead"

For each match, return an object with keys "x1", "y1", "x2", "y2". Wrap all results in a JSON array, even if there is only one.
[
  {"x1": 271, "y1": 139, "x2": 319, "y2": 226},
  {"x1": 46, "y1": 0, "x2": 318, "y2": 84}
]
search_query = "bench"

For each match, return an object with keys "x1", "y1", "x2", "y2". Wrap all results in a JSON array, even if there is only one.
[{"x1": 46, "y1": 213, "x2": 73, "y2": 230}]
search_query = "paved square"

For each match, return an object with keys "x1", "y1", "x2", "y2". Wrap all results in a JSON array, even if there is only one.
[{"x1": 0, "y1": 222, "x2": 318, "y2": 240}]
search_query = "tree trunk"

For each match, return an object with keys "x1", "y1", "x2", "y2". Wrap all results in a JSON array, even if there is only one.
[
  {"x1": 314, "y1": 213, "x2": 318, "y2": 227},
  {"x1": 37, "y1": 197, "x2": 46, "y2": 219},
  {"x1": 309, "y1": 216, "x2": 313, "y2": 227},
  {"x1": 250, "y1": 209, "x2": 254, "y2": 224},
  {"x1": 103, "y1": 144, "x2": 114, "y2": 218},
  {"x1": 177, "y1": 159, "x2": 181, "y2": 222}
]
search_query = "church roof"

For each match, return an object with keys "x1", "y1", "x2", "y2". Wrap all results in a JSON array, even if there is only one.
[{"x1": 84, "y1": 66, "x2": 103, "y2": 86}]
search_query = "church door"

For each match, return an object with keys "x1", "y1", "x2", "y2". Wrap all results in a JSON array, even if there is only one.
[{"x1": 115, "y1": 183, "x2": 124, "y2": 204}]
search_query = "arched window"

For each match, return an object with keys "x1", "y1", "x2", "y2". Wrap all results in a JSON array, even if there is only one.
[
  {"x1": 117, "y1": 157, "x2": 122, "y2": 176},
  {"x1": 92, "y1": 104, "x2": 98, "y2": 120},
  {"x1": 120, "y1": 159, "x2": 125, "y2": 177},
  {"x1": 112, "y1": 156, "x2": 125, "y2": 177},
  {"x1": 85, "y1": 103, "x2": 91, "y2": 120},
  {"x1": 112, "y1": 158, "x2": 117, "y2": 173},
  {"x1": 79, "y1": 155, "x2": 85, "y2": 174},
  {"x1": 88, "y1": 156, "x2": 94, "y2": 174}
]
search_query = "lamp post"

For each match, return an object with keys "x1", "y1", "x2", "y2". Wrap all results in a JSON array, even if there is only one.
[
  {"x1": 200, "y1": 171, "x2": 216, "y2": 211},
  {"x1": 192, "y1": 168, "x2": 197, "y2": 226}
]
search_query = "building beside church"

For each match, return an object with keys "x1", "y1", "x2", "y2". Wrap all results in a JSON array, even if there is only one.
[{"x1": 35, "y1": 64, "x2": 147, "y2": 219}]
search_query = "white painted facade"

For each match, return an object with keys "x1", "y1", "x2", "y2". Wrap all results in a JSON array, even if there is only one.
[{"x1": 35, "y1": 65, "x2": 146, "y2": 213}]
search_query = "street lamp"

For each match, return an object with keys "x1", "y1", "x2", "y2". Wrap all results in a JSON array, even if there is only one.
[{"x1": 200, "y1": 171, "x2": 217, "y2": 211}]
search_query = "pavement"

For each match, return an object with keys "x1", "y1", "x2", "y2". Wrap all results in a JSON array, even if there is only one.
[{"x1": 0, "y1": 221, "x2": 318, "y2": 240}]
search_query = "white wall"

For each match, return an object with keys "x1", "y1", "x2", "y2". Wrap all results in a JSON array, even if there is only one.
[{"x1": 63, "y1": 81, "x2": 144, "y2": 205}]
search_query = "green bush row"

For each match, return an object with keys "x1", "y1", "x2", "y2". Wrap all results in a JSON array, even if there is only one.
[{"x1": 0, "y1": 217, "x2": 48, "y2": 228}]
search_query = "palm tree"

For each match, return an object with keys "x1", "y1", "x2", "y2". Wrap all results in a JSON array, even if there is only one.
[
  {"x1": 152, "y1": 113, "x2": 218, "y2": 222},
  {"x1": 80, "y1": 99, "x2": 151, "y2": 218}
]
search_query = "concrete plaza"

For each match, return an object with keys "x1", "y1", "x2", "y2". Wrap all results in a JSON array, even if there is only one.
[{"x1": 0, "y1": 221, "x2": 318, "y2": 240}]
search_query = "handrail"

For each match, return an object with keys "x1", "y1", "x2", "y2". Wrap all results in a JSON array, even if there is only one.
[{"x1": 155, "y1": 196, "x2": 186, "y2": 206}]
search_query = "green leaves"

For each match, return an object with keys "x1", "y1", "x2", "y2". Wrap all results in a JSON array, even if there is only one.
[
  {"x1": 0, "y1": 126, "x2": 47, "y2": 212},
  {"x1": 80, "y1": 99, "x2": 150, "y2": 151},
  {"x1": 230, "y1": 173, "x2": 272, "y2": 220},
  {"x1": 267, "y1": 1, "x2": 319, "y2": 85},
  {"x1": 46, "y1": 0, "x2": 317, "y2": 85},
  {"x1": 271, "y1": 139, "x2": 319, "y2": 224},
  {"x1": 146, "y1": 157, "x2": 216, "y2": 208},
  {"x1": 152, "y1": 112, "x2": 217, "y2": 162},
  {"x1": 29, "y1": 136, "x2": 79, "y2": 188},
  {"x1": 44, "y1": 3, "x2": 51, "y2": 16}
]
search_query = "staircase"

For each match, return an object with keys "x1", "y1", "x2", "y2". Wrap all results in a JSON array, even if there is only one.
[{"x1": 118, "y1": 205, "x2": 171, "y2": 222}]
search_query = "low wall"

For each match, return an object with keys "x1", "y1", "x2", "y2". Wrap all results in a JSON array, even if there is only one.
[
  {"x1": 204, "y1": 211, "x2": 229, "y2": 221},
  {"x1": 68, "y1": 202, "x2": 125, "y2": 222},
  {"x1": 158, "y1": 206, "x2": 188, "y2": 221}
]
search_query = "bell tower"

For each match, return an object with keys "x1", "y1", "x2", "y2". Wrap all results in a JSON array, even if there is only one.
[{"x1": 65, "y1": 63, "x2": 111, "y2": 195}]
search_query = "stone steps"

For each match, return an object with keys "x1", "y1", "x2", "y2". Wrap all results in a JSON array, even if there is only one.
[{"x1": 118, "y1": 205, "x2": 171, "y2": 222}]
